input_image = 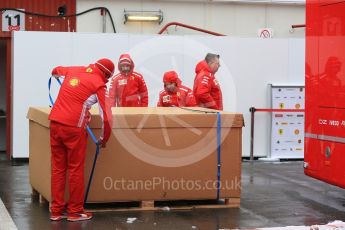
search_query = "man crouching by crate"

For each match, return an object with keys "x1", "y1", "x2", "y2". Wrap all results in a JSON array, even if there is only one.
[
  {"x1": 157, "y1": 70, "x2": 197, "y2": 107},
  {"x1": 48, "y1": 58, "x2": 114, "y2": 221}
]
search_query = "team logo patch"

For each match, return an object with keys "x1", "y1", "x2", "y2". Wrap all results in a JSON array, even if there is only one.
[
  {"x1": 119, "y1": 79, "x2": 127, "y2": 85},
  {"x1": 69, "y1": 78, "x2": 80, "y2": 87},
  {"x1": 163, "y1": 95, "x2": 171, "y2": 103},
  {"x1": 86, "y1": 67, "x2": 93, "y2": 73}
]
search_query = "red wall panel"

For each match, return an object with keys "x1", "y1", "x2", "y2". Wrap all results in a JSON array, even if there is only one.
[{"x1": 0, "y1": 0, "x2": 76, "y2": 37}]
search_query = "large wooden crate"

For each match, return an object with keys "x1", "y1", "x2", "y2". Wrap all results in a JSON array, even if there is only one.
[{"x1": 27, "y1": 107, "x2": 243, "y2": 207}]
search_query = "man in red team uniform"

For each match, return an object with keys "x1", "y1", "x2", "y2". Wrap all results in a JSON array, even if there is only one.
[
  {"x1": 49, "y1": 58, "x2": 114, "y2": 222},
  {"x1": 157, "y1": 70, "x2": 196, "y2": 107},
  {"x1": 108, "y1": 54, "x2": 148, "y2": 107},
  {"x1": 193, "y1": 53, "x2": 223, "y2": 110}
]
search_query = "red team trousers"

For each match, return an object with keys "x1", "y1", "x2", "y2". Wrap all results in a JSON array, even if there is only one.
[{"x1": 50, "y1": 121, "x2": 88, "y2": 214}]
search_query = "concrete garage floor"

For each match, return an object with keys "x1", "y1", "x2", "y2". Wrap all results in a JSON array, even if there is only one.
[{"x1": 1, "y1": 153, "x2": 345, "y2": 230}]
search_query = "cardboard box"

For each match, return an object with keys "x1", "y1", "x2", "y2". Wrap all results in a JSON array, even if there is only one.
[{"x1": 27, "y1": 107, "x2": 243, "y2": 203}]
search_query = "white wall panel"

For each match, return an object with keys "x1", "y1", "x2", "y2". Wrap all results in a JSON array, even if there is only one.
[{"x1": 12, "y1": 31, "x2": 304, "y2": 158}]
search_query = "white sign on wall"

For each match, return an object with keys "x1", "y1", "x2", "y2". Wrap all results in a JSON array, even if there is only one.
[
  {"x1": 270, "y1": 85, "x2": 304, "y2": 159},
  {"x1": 2, "y1": 9, "x2": 25, "y2": 31},
  {"x1": 258, "y1": 28, "x2": 273, "y2": 38}
]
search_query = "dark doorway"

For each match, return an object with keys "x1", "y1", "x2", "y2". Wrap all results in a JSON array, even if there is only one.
[{"x1": 0, "y1": 39, "x2": 7, "y2": 157}]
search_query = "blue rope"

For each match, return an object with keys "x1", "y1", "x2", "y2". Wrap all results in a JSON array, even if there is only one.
[
  {"x1": 48, "y1": 77, "x2": 55, "y2": 107},
  {"x1": 48, "y1": 77, "x2": 63, "y2": 106},
  {"x1": 48, "y1": 76, "x2": 100, "y2": 204},
  {"x1": 86, "y1": 126, "x2": 98, "y2": 144},
  {"x1": 216, "y1": 112, "x2": 221, "y2": 200},
  {"x1": 84, "y1": 144, "x2": 100, "y2": 204}
]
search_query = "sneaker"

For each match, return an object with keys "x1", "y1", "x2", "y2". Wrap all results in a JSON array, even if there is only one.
[
  {"x1": 67, "y1": 212, "x2": 93, "y2": 222},
  {"x1": 50, "y1": 212, "x2": 66, "y2": 221}
]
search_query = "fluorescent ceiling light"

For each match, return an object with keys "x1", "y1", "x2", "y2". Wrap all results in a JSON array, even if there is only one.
[
  {"x1": 124, "y1": 10, "x2": 163, "y2": 24},
  {"x1": 127, "y1": 15, "x2": 161, "y2": 21}
]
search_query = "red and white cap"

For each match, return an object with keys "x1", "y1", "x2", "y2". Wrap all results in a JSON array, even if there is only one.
[{"x1": 95, "y1": 58, "x2": 115, "y2": 78}]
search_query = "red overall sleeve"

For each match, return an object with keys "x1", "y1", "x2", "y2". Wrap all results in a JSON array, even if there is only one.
[
  {"x1": 157, "y1": 92, "x2": 163, "y2": 107},
  {"x1": 51, "y1": 66, "x2": 81, "y2": 79},
  {"x1": 195, "y1": 75, "x2": 217, "y2": 109},
  {"x1": 107, "y1": 76, "x2": 118, "y2": 107},
  {"x1": 185, "y1": 89, "x2": 197, "y2": 107},
  {"x1": 138, "y1": 76, "x2": 148, "y2": 107},
  {"x1": 96, "y1": 85, "x2": 112, "y2": 143}
]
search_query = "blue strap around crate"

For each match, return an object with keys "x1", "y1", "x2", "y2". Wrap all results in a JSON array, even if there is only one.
[
  {"x1": 48, "y1": 76, "x2": 100, "y2": 204},
  {"x1": 216, "y1": 112, "x2": 221, "y2": 200}
]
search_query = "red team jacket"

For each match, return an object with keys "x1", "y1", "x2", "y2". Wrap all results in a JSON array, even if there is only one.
[
  {"x1": 108, "y1": 54, "x2": 148, "y2": 107},
  {"x1": 193, "y1": 60, "x2": 223, "y2": 110},
  {"x1": 157, "y1": 71, "x2": 196, "y2": 107},
  {"x1": 48, "y1": 64, "x2": 112, "y2": 142}
]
